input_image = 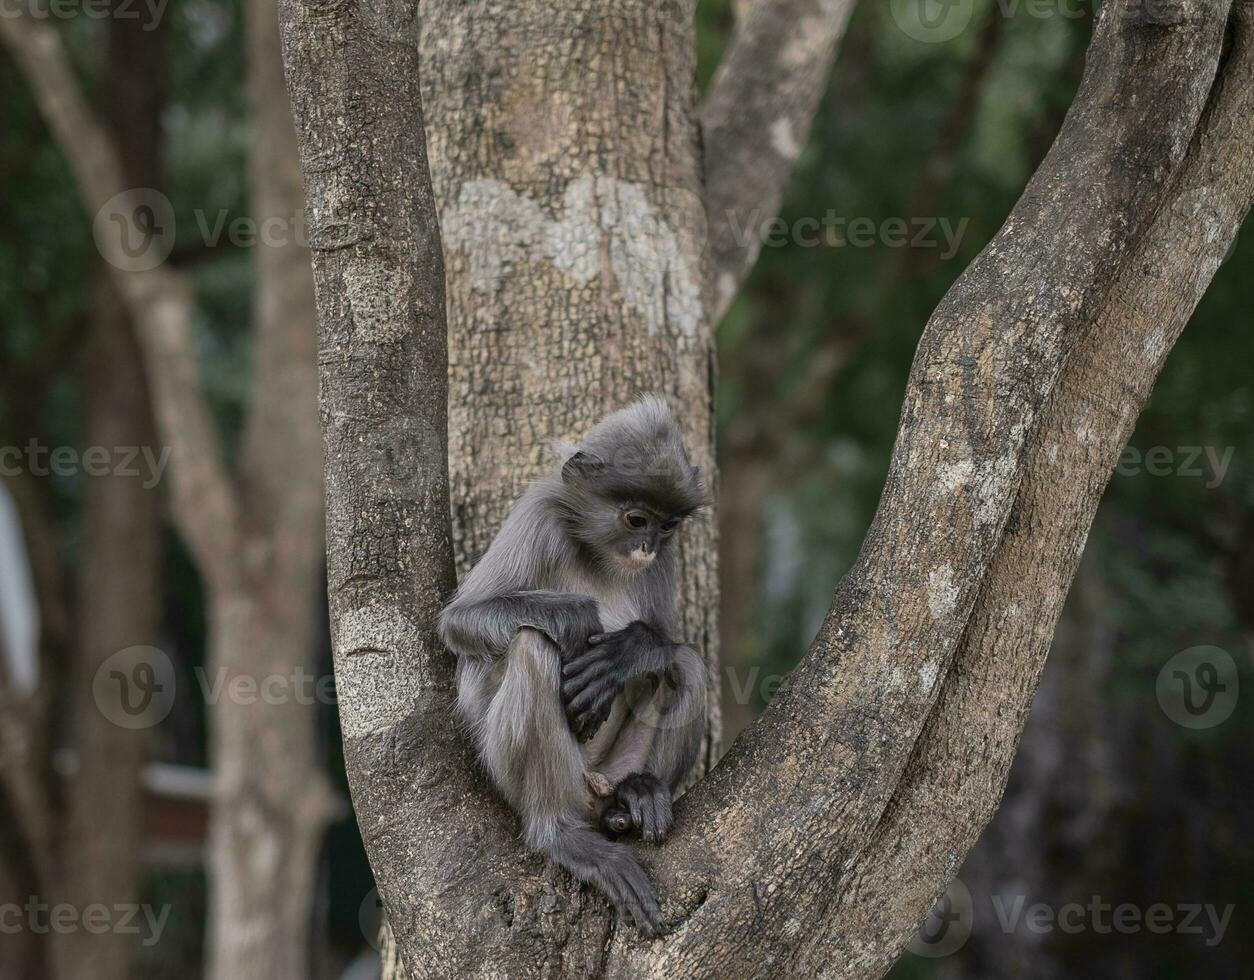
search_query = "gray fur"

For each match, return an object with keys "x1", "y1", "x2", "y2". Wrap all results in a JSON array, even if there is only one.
[{"x1": 438, "y1": 396, "x2": 708, "y2": 933}]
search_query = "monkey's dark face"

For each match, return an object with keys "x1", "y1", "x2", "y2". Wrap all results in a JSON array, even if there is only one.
[
  {"x1": 559, "y1": 449, "x2": 702, "y2": 576},
  {"x1": 609, "y1": 501, "x2": 684, "y2": 573},
  {"x1": 562, "y1": 491, "x2": 690, "y2": 575}
]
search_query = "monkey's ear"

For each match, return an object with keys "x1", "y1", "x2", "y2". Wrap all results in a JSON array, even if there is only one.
[{"x1": 562, "y1": 451, "x2": 605, "y2": 483}]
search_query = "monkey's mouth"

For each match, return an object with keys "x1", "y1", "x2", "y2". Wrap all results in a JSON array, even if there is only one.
[{"x1": 616, "y1": 549, "x2": 655, "y2": 572}]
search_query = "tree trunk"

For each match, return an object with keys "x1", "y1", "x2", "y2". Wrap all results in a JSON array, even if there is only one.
[
  {"x1": 54, "y1": 285, "x2": 161, "y2": 980},
  {"x1": 279, "y1": 0, "x2": 1254, "y2": 977},
  {"x1": 54, "y1": 9, "x2": 164, "y2": 977},
  {"x1": 419, "y1": 0, "x2": 723, "y2": 770},
  {"x1": 204, "y1": 588, "x2": 336, "y2": 980}
]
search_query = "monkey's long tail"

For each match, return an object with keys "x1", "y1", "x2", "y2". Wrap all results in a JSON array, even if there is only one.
[{"x1": 540, "y1": 823, "x2": 661, "y2": 933}]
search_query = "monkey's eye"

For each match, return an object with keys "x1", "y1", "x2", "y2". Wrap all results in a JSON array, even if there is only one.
[
  {"x1": 660, "y1": 518, "x2": 680, "y2": 535},
  {"x1": 623, "y1": 510, "x2": 649, "y2": 531}
]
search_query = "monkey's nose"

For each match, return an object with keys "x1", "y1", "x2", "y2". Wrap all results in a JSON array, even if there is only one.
[{"x1": 624, "y1": 547, "x2": 654, "y2": 570}]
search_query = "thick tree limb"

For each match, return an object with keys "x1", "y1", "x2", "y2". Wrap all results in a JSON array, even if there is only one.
[
  {"x1": 798, "y1": 4, "x2": 1254, "y2": 973},
  {"x1": 277, "y1": 0, "x2": 460, "y2": 974},
  {"x1": 0, "y1": 14, "x2": 241, "y2": 590},
  {"x1": 625, "y1": 3, "x2": 1233, "y2": 975},
  {"x1": 701, "y1": 0, "x2": 857, "y2": 320}
]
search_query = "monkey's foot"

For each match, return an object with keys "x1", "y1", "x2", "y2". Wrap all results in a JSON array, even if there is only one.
[
  {"x1": 611, "y1": 772, "x2": 673, "y2": 843},
  {"x1": 584, "y1": 770, "x2": 614, "y2": 798}
]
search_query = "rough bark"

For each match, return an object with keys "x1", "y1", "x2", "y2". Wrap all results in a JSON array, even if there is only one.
[
  {"x1": 0, "y1": 11, "x2": 335, "y2": 979},
  {"x1": 278, "y1": 3, "x2": 457, "y2": 979},
  {"x1": 701, "y1": 0, "x2": 858, "y2": 319},
  {"x1": 283, "y1": 0, "x2": 1248, "y2": 977},
  {"x1": 795, "y1": 4, "x2": 1254, "y2": 972}
]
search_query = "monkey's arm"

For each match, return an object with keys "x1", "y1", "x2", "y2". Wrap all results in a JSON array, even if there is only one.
[
  {"x1": 560, "y1": 620, "x2": 682, "y2": 738},
  {"x1": 438, "y1": 591, "x2": 602, "y2": 663}
]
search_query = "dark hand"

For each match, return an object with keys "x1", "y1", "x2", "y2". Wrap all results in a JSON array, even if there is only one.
[
  {"x1": 562, "y1": 621, "x2": 665, "y2": 739},
  {"x1": 602, "y1": 772, "x2": 673, "y2": 843}
]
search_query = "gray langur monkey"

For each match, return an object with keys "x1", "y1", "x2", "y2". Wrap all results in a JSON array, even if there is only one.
[{"x1": 437, "y1": 396, "x2": 708, "y2": 932}]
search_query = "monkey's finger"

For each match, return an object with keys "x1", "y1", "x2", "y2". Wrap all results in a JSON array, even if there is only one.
[
  {"x1": 638, "y1": 804, "x2": 656, "y2": 843},
  {"x1": 568, "y1": 698, "x2": 604, "y2": 738},
  {"x1": 588, "y1": 633, "x2": 605, "y2": 645},
  {"x1": 625, "y1": 791, "x2": 645, "y2": 830},
  {"x1": 561, "y1": 654, "x2": 611, "y2": 681},
  {"x1": 651, "y1": 793, "x2": 673, "y2": 841},
  {"x1": 560, "y1": 667, "x2": 606, "y2": 700},
  {"x1": 564, "y1": 679, "x2": 613, "y2": 715},
  {"x1": 564, "y1": 643, "x2": 621, "y2": 672},
  {"x1": 624, "y1": 874, "x2": 662, "y2": 934},
  {"x1": 562, "y1": 669, "x2": 614, "y2": 705}
]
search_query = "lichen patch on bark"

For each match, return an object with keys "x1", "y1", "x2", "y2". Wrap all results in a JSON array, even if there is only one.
[{"x1": 442, "y1": 173, "x2": 702, "y2": 337}]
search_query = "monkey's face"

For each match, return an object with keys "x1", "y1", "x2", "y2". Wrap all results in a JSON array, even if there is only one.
[
  {"x1": 559, "y1": 444, "x2": 704, "y2": 575},
  {"x1": 607, "y1": 503, "x2": 683, "y2": 573},
  {"x1": 564, "y1": 493, "x2": 684, "y2": 575}
]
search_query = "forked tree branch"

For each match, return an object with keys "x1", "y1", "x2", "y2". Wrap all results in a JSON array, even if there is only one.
[
  {"x1": 0, "y1": 15, "x2": 241, "y2": 590},
  {"x1": 701, "y1": 0, "x2": 858, "y2": 320},
  {"x1": 624, "y1": 1, "x2": 1234, "y2": 974},
  {"x1": 801, "y1": 4, "x2": 1254, "y2": 972},
  {"x1": 282, "y1": 0, "x2": 1243, "y2": 976}
]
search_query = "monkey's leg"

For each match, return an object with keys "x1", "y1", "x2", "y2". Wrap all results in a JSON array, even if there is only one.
[
  {"x1": 466, "y1": 628, "x2": 661, "y2": 931},
  {"x1": 601, "y1": 645, "x2": 707, "y2": 842}
]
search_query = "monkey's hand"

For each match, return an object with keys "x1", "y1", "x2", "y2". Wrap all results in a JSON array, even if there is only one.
[
  {"x1": 605, "y1": 772, "x2": 673, "y2": 843},
  {"x1": 561, "y1": 621, "x2": 671, "y2": 739}
]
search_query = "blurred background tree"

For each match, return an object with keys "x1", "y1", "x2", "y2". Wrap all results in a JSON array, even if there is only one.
[{"x1": 0, "y1": 0, "x2": 1249, "y2": 977}]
